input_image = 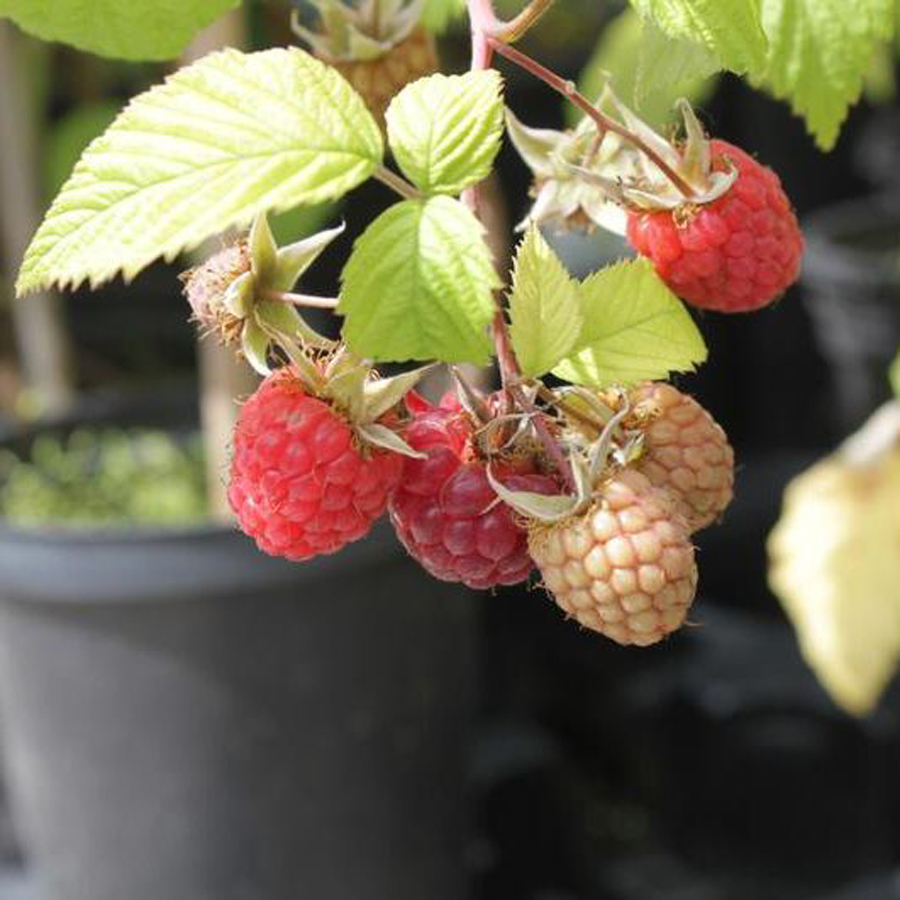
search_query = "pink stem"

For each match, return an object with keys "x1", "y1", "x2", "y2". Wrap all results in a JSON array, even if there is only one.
[
  {"x1": 488, "y1": 38, "x2": 698, "y2": 199},
  {"x1": 465, "y1": 0, "x2": 575, "y2": 492}
]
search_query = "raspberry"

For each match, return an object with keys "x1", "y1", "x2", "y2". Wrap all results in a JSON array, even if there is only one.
[
  {"x1": 626, "y1": 140, "x2": 803, "y2": 313},
  {"x1": 389, "y1": 406, "x2": 559, "y2": 589},
  {"x1": 180, "y1": 241, "x2": 249, "y2": 342},
  {"x1": 328, "y1": 27, "x2": 438, "y2": 126},
  {"x1": 529, "y1": 469, "x2": 698, "y2": 646},
  {"x1": 228, "y1": 372, "x2": 404, "y2": 561},
  {"x1": 625, "y1": 383, "x2": 734, "y2": 532}
]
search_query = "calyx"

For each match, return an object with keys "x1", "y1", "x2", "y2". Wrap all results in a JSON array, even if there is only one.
[
  {"x1": 182, "y1": 212, "x2": 343, "y2": 375},
  {"x1": 292, "y1": 0, "x2": 424, "y2": 62},
  {"x1": 507, "y1": 88, "x2": 739, "y2": 235}
]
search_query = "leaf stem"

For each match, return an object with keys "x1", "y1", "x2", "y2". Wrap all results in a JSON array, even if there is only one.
[
  {"x1": 261, "y1": 289, "x2": 339, "y2": 309},
  {"x1": 374, "y1": 165, "x2": 422, "y2": 200},
  {"x1": 487, "y1": 38, "x2": 698, "y2": 199}
]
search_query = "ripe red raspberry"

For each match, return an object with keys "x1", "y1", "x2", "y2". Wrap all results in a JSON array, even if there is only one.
[
  {"x1": 625, "y1": 383, "x2": 734, "y2": 532},
  {"x1": 389, "y1": 406, "x2": 559, "y2": 590},
  {"x1": 626, "y1": 140, "x2": 803, "y2": 313},
  {"x1": 529, "y1": 469, "x2": 697, "y2": 646},
  {"x1": 228, "y1": 372, "x2": 404, "y2": 561}
]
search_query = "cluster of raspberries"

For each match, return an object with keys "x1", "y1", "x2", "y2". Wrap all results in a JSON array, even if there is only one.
[{"x1": 228, "y1": 376, "x2": 733, "y2": 647}]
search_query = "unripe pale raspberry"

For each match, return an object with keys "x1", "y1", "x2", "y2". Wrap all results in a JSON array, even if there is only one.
[
  {"x1": 627, "y1": 383, "x2": 734, "y2": 532},
  {"x1": 228, "y1": 372, "x2": 404, "y2": 561},
  {"x1": 389, "y1": 406, "x2": 559, "y2": 590},
  {"x1": 180, "y1": 241, "x2": 249, "y2": 342},
  {"x1": 626, "y1": 140, "x2": 803, "y2": 313},
  {"x1": 529, "y1": 469, "x2": 698, "y2": 647},
  {"x1": 329, "y1": 27, "x2": 438, "y2": 126}
]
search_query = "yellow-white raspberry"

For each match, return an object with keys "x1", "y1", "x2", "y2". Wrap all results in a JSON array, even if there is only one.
[
  {"x1": 529, "y1": 469, "x2": 698, "y2": 647},
  {"x1": 628, "y1": 383, "x2": 734, "y2": 532}
]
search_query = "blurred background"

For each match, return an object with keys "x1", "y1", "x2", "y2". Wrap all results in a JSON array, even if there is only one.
[{"x1": 0, "y1": 1, "x2": 898, "y2": 899}]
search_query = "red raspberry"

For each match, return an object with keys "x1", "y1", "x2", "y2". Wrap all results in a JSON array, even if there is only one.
[
  {"x1": 228, "y1": 372, "x2": 404, "y2": 561},
  {"x1": 626, "y1": 140, "x2": 803, "y2": 313},
  {"x1": 529, "y1": 469, "x2": 698, "y2": 647},
  {"x1": 389, "y1": 406, "x2": 559, "y2": 590}
]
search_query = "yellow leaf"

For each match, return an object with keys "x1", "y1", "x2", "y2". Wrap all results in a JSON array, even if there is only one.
[{"x1": 768, "y1": 414, "x2": 900, "y2": 715}]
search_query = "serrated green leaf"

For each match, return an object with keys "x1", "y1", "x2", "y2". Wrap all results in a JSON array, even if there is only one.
[
  {"x1": 421, "y1": 0, "x2": 466, "y2": 32},
  {"x1": 16, "y1": 48, "x2": 382, "y2": 296},
  {"x1": 552, "y1": 258, "x2": 707, "y2": 388},
  {"x1": 386, "y1": 71, "x2": 504, "y2": 195},
  {"x1": 0, "y1": 0, "x2": 239, "y2": 61},
  {"x1": 629, "y1": 0, "x2": 767, "y2": 74},
  {"x1": 758, "y1": 0, "x2": 895, "y2": 150},
  {"x1": 507, "y1": 226, "x2": 582, "y2": 378},
  {"x1": 576, "y1": 7, "x2": 718, "y2": 129},
  {"x1": 338, "y1": 196, "x2": 499, "y2": 364}
]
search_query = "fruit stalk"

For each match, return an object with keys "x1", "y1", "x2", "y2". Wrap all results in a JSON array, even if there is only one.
[{"x1": 487, "y1": 38, "x2": 698, "y2": 199}]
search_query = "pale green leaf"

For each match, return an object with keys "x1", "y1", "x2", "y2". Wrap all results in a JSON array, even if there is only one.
[
  {"x1": 17, "y1": 48, "x2": 383, "y2": 296},
  {"x1": 0, "y1": 0, "x2": 239, "y2": 61},
  {"x1": 507, "y1": 226, "x2": 582, "y2": 378},
  {"x1": 890, "y1": 351, "x2": 900, "y2": 399},
  {"x1": 386, "y1": 71, "x2": 504, "y2": 194},
  {"x1": 629, "y1": 0, "x2": 767, "y2": 74},
  {"x1": 758, "y1": 0, "x2": 895, "y2": 150},
  {"x1": 576, "y1": 7, "x2": 718, "y2": 129},
  {"x1": 553, "y1": 258, "x2": 707, "y2": 388},
  {"x1": 338, "y1": 196, "x2": 499, "y2": 364},
  {"x1": 635, "y1": 17, "x2": 721, "y2": 103},
  {"x1": 43, "y1": 102, "x2": 119, "y2": 199},
  {"x1": 421, "y1": 0, "x2": 466, "y2": 32}
]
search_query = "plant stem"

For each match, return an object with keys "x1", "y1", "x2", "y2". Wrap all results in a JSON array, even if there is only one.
[
  {"x1": 261, "y1": 290, "x2": 338, "y2": 309},
  {"x1": 487, "y1": 38, "x2": 697, "y2": 199},
  {"x1": 374, "y1": 165, "x2": 422, "y2": 200},
  {"x1": 466, "y1": 0, "x2": 575, "y2": 491},
  {"x1": 493, "y1": 0, "x2": 555, "y2": 42}
]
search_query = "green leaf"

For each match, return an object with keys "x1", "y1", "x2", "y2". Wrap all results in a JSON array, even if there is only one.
[
  {"x1": 629, "y1": 0, "x2": 768, "y2": 74},
  {"x1": 386, "y1": 71, "x2": 504, "y2": 195},
  {"x1": 421, "y1": 0, "x2": 466, "y2": 33},
  {"x1": 552, "y1": 258, "x2": 707, "y2": 388},
  {"x1": 507, "y1": 226, "x2": 582, "y2": 378},
  {"x1": 43, "y1": 102, "x2": 120, "y2": 200},
  {"x1": 635, "y1": 17, "x2": 721, "y2": 104},
  {"x1": 338, "y1": 196, "x2": 499, "y2": 364},
  {"x1": 576, "y1": 7, "x2": 718, "y2": 129},
  {"x1": 0, "y1": 0, "x2": 240, "y2": 61},
  {"x1": 758, "y1": 0, "x2": 895, "y2": 150},
  {"x1": 890, "y1": 351, "x2": 900, "y2": 399},
  {"x1": 17, "y1": 47, "x2": 383, "y2": 296}
]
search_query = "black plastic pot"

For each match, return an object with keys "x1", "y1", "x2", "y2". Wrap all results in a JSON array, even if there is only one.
[
  {"x1": 801, "y1": 197, "x2": 900, "y2": 433},
  {"x1": 0, "y1": 394, "x2": 477, "y2": 900}
]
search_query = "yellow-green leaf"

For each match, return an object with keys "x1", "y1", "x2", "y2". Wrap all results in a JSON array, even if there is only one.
[
  {"x1": 386, "y1": 71, "x2": 504, "y2": 195},
  {"x1": 758, "y1": 0, "x2": 895, "y2": 149},
  {"x1": 507, "y1": 226, "x2": 582, "y2": 378},
  {"x1": 338, "y1": 196, "x2": 498, "y2": 364},
  {"x1": 553, "y1": 258, "x2": 707, "y2": 388},
  {"x1": 17, "y1": 48, "x2": 382, "y2": 295}
]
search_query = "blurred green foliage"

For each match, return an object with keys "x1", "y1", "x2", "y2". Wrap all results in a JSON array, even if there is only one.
[{"x1": 0, "y1": 429, "x2": 208, "y2": 529}]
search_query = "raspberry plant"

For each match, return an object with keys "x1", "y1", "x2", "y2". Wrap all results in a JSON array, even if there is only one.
[{"x1": 7, "y1": 0, "x2": 896, "y2": 646}]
